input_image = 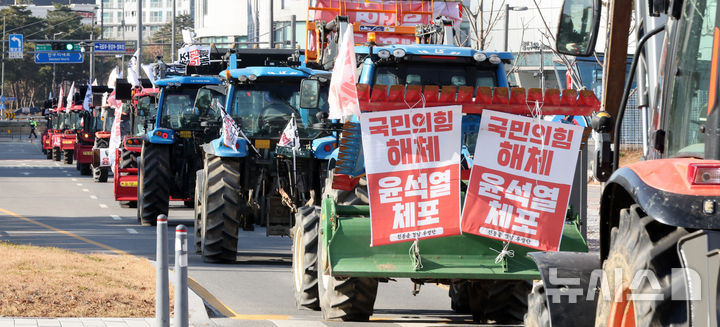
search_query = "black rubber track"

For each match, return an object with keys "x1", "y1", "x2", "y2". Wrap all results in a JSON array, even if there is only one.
[
  {"x1": 201, "y1": 155, "x2": 242, "y2": 263},
  {"x1": 138, "y1": 142, "x2": 171, "y2": 226},
  {"x1": 292, "y1": 206, "x2": 320, "y2": 310}
]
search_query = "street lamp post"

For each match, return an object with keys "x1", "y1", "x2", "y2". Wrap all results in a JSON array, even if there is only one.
[
  {"x1": 52, "y1": 32, "x2": 63, "y2": 94},
  {"x1": 504, "y1": 4, "x2": 528, "y2": 52}
]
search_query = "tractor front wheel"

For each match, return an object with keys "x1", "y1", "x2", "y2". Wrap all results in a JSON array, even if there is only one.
[
  {"x1": 467, "y1": 280, "x2": 531, "y2": 323},
  {"x1": 138, "y1": 142, "x2": 170, "y2": 226},
  {"x1": 594, "y1": 204, "x2": 688, "y2": 326},
  {"x1": 201, "y1": 155, "x2": 242, "y2": 263},
  {"x1": 79, "y1": 163, "x2": 91, "y2": 176},
  {"x1": 292, "y1": 206, "x2": 320, "y2": 310},
  {"x1": 93, "y1": 166, "x2": 108, "y2": 183},
  {"x1": 523, "y1": 280, "x2": 551, "y2": 327}
]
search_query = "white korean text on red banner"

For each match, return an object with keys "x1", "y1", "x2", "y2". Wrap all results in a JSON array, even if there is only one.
[
  {"x1": 461, "y1": 110, "x2": 584, "y2": 251},
  {"x1": 361, "y1": 105, "x2": 462, "y2": 246}
]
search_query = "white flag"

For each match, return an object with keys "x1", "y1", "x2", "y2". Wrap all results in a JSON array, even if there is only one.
[
  {"x1": 66, "y1": 82, "x2": 75, "y2": 110},
  {"x1": 107, "y1": 66, "x2": 119, "y2": 89},
  {"x1": 328, "y1": 25, "x2": 360, "y2": 119},
  {"x1": 128, "y1": 50, "x2": 141, "y2": 87},
  {"x1": 217, "y1": 99, "x2": 238, "y2": 151},
  {"x1": 278, "y1": 113, "x2": 300, "y2": 150},
  {"x1": 83, "y1": 81, "x2": 92, "y2": 112},
  {"x1": 142, "y1": 64, "x2": 156, "y2": 86},
  {"x1": 92, "y1": 78, "x2": 98, "y2": 86},
  {"x1": 57, "y1": 86, "x2": 64, "y2": 111},
  {"x1": 108, "y1": 91, "x2": 123, "y2": 169}
]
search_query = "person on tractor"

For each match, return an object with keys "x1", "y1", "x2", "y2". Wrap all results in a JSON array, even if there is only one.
[{"x1": 29, "y1": 118, "x2": 38, "y2": 142}]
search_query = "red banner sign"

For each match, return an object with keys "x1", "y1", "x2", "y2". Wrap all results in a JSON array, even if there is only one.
[
  {"x1": 461, "y1": 110, "x2": 584, "y2": 251},
  {"x1": 361, "y1": 105, "x2": 462, "y2": 246}
]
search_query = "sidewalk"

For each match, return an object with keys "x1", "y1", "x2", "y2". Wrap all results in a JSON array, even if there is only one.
[{"x1": 0, "y1": 318, "x2": 155, "y2": 327}]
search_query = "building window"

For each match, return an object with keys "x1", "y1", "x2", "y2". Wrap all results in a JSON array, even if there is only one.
[
  {"x1": 151, "y1": 0, "x2": 161, "y2": 8},
  {"x1": 151, "y1": 11, "x2": 162, "y2": 23}
]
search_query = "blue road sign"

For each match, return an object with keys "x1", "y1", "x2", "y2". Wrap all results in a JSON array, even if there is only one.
[
  {"x1": 94, "y1": 41, "x2": 126, "y2": 53},
  {"x1": 9, "y1": 34, "x2": 22, "y2": 59},
  {"x1": 34, "y1": 51, "x2": 84, "y2": 64}
]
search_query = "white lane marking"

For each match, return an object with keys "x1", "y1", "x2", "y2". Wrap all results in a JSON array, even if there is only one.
[
  {"x1": 126, "y1": 228, "x2": 138, "y2": 234},
  {"x1": 110, "y1": 215, "x2": 121, "y2": 220},
  {"x1": 82, "y1": 189, "x2": 89, "y2": 192},
  {"x1": 90, "y1": 195, "x2": 98, "y2": 199},
  {"x1": 99, "y1": 204, "x2": 108, "y2": 208},
  {"x1": 71, "y1": 178, "x2": 77, "y2": 182},
  {"x1": 21, "y1": 172, "x2": 30, "y2": 175},
  {"x1": 76, "y1": 183, "x2": 82, "y2": 186}
]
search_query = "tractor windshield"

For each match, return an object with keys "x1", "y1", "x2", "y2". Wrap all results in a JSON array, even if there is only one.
[
  {"x1": 159, "y1": 88, "x2": 213, "y2": 130},
  {"x1": 664, "y1": 0, "x2": 718, "y2": 157},
  {"x1": 229, "y1": 82, "x2": 329, "y2": 139},
  {"x1": 50, "y1": 113, "x2": 60, "y2": 129},
  {"x1": 373, "y1": 62, "x2": 498, "y2": 88},
  {"x1": 134, "y1": 95, "x2": 157, "y2": 136}
]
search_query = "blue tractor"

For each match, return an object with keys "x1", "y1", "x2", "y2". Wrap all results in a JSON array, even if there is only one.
[
  {"x1": 137, "y1": 70, "x2": 226, "y2": 226},
  {"x1": 193, "y1": 49, "x2": 335, "y2": 262}
]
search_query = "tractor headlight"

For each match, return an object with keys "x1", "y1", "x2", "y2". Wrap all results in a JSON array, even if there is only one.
[
  {"x1": 377, "y1": 49, "x2": 391, "y2": 59},
  {"x1": 473, "y1": 52, "x2": 487, "y2": 62}
]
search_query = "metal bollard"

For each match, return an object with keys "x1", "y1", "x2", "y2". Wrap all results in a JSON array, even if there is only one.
[
  {"x1": 173, "y1": 225, "x2": 189, "y2": 327},
  {"x1": 156, "y1": 215, "x2": 170, "y2": 327}
]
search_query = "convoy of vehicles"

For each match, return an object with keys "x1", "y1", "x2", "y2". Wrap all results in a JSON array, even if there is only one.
[{"x1": 193, "y1": 49, "x2": 335, "y2": 262}]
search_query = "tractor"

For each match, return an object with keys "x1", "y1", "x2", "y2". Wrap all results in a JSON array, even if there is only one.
[
  {"x1": 136, "y1": 67, "x2": 225, "y2": 225},
  {"x1": 289, "y1": 0, "x2": 599, "y2": 322},
  {"x1": 114, "y1": 86, "x2": 159, "y2": 208},
  {"x1": 193, "y1": 48, "x2": 335, "y2": 263},
  {"x1": 523, "y1": 0, "x2": 720, "y2": 325}
]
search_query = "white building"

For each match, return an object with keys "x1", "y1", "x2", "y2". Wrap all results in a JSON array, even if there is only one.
[
  {"x1": 96, "y1": 0, "x2": 193, "y2": 41},
  {"x1": 0, "y1": 2, "x2": 97, "y2": 25},
  {"x1": 194, "y1": 0, "x2": 306, "y2": 47}
]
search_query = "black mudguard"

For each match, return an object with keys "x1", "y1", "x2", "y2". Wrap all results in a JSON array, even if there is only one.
[{"x1": 529, "y1": 252, "x2": 601, "y2": 327}]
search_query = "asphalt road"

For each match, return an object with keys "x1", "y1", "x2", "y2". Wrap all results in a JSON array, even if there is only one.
[{"x1": 0, "y1": 141, "x2": 499, "y2": 327}]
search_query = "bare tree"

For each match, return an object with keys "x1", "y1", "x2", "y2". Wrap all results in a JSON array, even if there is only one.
[{"x1": 463, "y1": 0, "x2": 507, "y2": 50}]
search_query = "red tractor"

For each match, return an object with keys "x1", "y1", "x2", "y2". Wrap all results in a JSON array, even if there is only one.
[
  {"x1": 114, "y1": 87, "x2": 158, "y2": 207},
  {"x1": 50, "y1": 105, "x2": 85, "y2": 164}
]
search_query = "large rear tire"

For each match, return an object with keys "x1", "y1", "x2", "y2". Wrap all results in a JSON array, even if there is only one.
[
  {"x1": 120, "y1": 149, "x2": 137, "y2": 168},
  {"x1": 63, "y1": 149, "x2": 73, "y2": 164},
  {"x1": 594, "y1": 204, "x2": 688, "y2": 326},
  {"x1": 93, "y1": 166, "x2": 108, "y2": 182},
  {"x1": 292, "y1": 206, "x2": 320, "y2": 310},
  {"x1": 201, "y1": 155, "x2": 242, "y2": 263},
  {"x1": 449, "y1": 280, "x2": 471, "y2": 314},
  {"x1": 79, "y1": 163, "x2": 91, "y2": 176},
  {"x1": 138, "y1": 142, "x2": 171, "y2": 226},
  {"x1": 46, "y1": 149, "x2": 52, "y2": 159},
  {"x1": 52, "y1": 147, "x2": 61, "y2": 161}
]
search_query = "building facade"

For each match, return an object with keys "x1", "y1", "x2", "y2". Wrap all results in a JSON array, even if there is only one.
[
  {"x1": 194, "y1": 0, "x2": 305, "y2": 48},
  {"x1": 96, "y1": 0, "x2": 193, "y2": 41}
]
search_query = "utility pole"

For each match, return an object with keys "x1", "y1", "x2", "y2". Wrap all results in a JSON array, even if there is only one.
[
  {"x1": 137, "y1": 0, "x2": 142, "y2": 63},
  {"x1": 291, "y1": 14, "x2": 296, "y2": 49},
  {"x1": 2, "y1": 16, "x2": 6, "y2": 98},
  {"x1": 268, "y1": 0, "x2": 274, "y2": 48},
  {"x1": 171, "y1": 0, "x2": 176, "y2": 61},
  {"x1": 99, "y1": 0, "x2": 104, "y2": 83},
  {"x1": 89, "y1": 29, "x2": 94, "y2": 82}
]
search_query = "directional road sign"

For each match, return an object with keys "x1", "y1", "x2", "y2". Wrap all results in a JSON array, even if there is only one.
[
  {"x1": 34, "y1": 51, "x2": 84, "y2": 64},
  {"x1": 8, "y1": 34, "x2": 22, "y2": 59},
  {"x1": 94, "y1": 41, "x2": 126, "y2": 53},
  {"x1": 36, "y1": 44, "x2": 52, "y2": 51}
]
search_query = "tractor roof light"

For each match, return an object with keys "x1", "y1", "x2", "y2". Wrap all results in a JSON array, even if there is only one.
[
  {"x1": 473, "y1": 52, "x2": 487, "y2": 62},
  {"x1": 237, "y1": 75, "x2": 248, "y2": 82},
  {"x1": 248, "y1": 74, "x2": 257, "y2": 81},
  {"x1": 377, "y1": 49, "x2": 391, "y2": 59},
  {"x1": 488, "y1": 54, "x2": 502, "y2": 65},
  {"x1": 392, "y1": 49, "x2": 406, "y2": 58},
  {"x1": 688, "y1": 164, "x2": 720, "y2": 185},
  {"x1": 367, "y1": 32, "x2": 377, "y2": 44}
]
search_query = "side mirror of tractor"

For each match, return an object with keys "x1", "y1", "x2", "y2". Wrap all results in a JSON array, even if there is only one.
[
  {"x1": 299, "y1": 79, "x2": 321, "y2": 109},
  {"x1": 591, "y1": 112, "x2": 614, "y2": 182},
  {"x1": 556, "y1": 0, "x2": 601, "y2": 56}
]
